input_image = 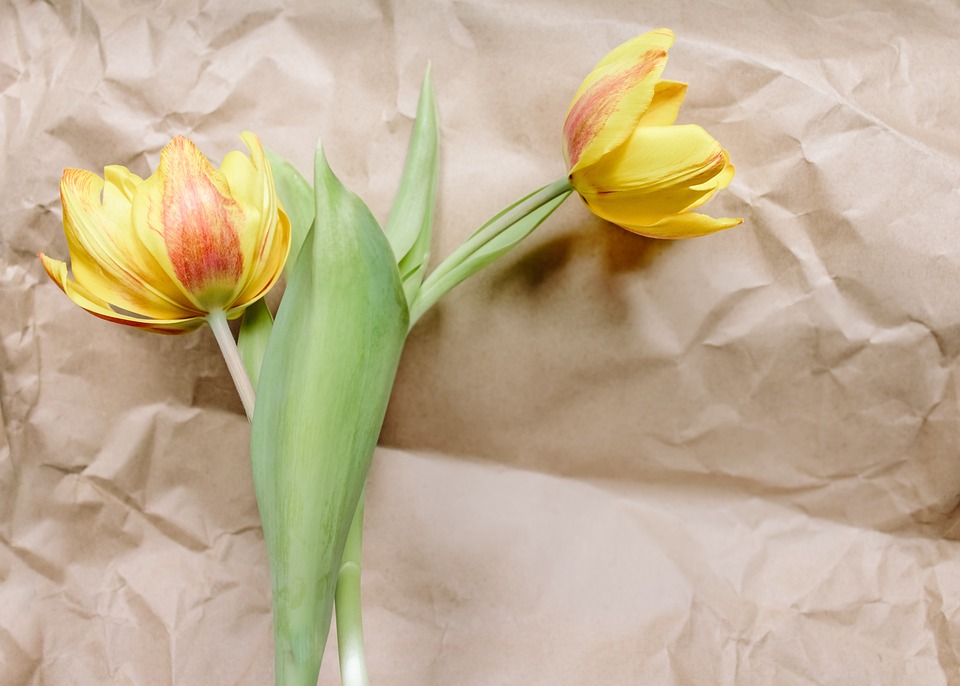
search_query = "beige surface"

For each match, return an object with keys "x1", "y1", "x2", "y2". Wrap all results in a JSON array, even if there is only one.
[{"x1": 3, "y1": 0, "x2": 960, "y2": 684}]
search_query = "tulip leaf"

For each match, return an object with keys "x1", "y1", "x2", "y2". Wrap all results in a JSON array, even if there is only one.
[
  {"x1": 433, "y1": 191, "x2": 569, "y2": 294},
  {"x1": 250, "y1": 139, "x2": 408, "y2": 685},
  {"x1": 236, "y1": 298, "x2": 274, "y2": 392},
  {"x1": 265, "y1": 149, "x2": 315, "y2": 277},
  {"x1": 385, "y1": 65, "x2": 439, "y2": 304},
  {"x1": 408, "y1": 182, "x2": 572, "y2": 326}
]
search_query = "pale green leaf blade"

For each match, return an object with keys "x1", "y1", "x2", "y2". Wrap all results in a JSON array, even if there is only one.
[
  {"x1": 250, "y1": 139, "x2": 408, "y2": 685},
  {"x1": 386, "y1": 65, "x2": 439, "y2": 297},
  {"x1": 266, "y1": 149, "x2": 315, "y2": 276},
  {"x1": 425, "y1": 192, "x2": 568, "y2": 299},
  {"x1": 409, "y1": 188, "x2": 571, "y2": 325}
]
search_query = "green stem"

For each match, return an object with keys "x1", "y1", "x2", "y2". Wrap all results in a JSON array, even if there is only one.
[
  {"x1": 336, "y1": 492, "x2": 369, "y2": 686},
  {"x1": 408, "y1": 177, "x2": 572, "y2": 326},
  {"x1": 207, "y1": 309, "x2": 256, "y2": 422}
]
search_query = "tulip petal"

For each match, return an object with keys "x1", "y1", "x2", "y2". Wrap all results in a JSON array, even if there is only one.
[
  {"x1": 693, "y1": 149, "x2": 735, "y2": 191},
  {"x1": 638, "y1": 80, "x2": 687, "y2": 126},
  {"x1": 133, "y1": 136, "x2": 247, "y2": 311},
  {"x1": 684, "y1": 150, "x2": 736, "y2": 212},
  {"x1": 573, "y1": 124, "x2": 725, "y2": 195},
  {"x1": 102, "y1": 164, "x2": 141, "y2": 202},
  {"x1": 563, "y1": 28, "x2": 675, "y2": 171},
  {"x1": 39, "y1": 253, "x2": 203, "y2": 334},
  {"x1": 578, "y1": 150, "x2": 736, "y2": 226},
  {"x1": 226, "y1": 132, "x2": 290, "y2": 310},
  {"x1": 615, "y1": 211, "x2": 743, "y2": 239},
  {"x1": 220, "y1": 134, "x2": 268, "y2": 292},
  {"x1": 60, "y1": 167, "x2": 205, "y2": 319},
  {"x1": 579, "y1": 183, "x2": 719, "y2": 227},
  {"x1": 230, "y1": 208, "x2": 290, "y2": 314}
]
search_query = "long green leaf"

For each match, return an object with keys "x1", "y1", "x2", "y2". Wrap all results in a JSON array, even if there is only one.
[
  {"x1": 250, "y1": 140, "x2": 408, "y2": 686},
  {"x1": 385, "y1": 65, "x2": 439, "y2": 303},
  {"x1": 266, "y1": 149, "x2": 315, "y2": 277},
  {"x1": 408, "y1": 185, "x2": 571, "y2": 325}
]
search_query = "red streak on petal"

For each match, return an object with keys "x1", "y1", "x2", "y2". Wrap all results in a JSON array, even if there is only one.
[
  {"x1": 706, "y1": 148, "x2": 726, "y2": 174},
  {"x1": 564, "y1": 49, "x2": 664, "y2": 168},
  {"x1": 161, "y1": 141, "x2": 244, "y2": 296}
]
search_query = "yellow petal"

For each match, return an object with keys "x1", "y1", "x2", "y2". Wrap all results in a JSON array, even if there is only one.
[
  {"x1": 573, "y1": 124, "x2": 725, "y2": 195},
  {"x1": 563, "y1": 28, "x2": 675, "y2": 171},
  {"x1": 39, "y1": 253, "x2": 204, "y2": 334},
  {"x1": 219, "y1": 132, "x2": 289, "y2": 309},
  {"x1": 684, "y1": 150, "x2": 736, "y2": 212},
  {"x1": 59, "y1": 167, "x2": 204, "y2": 319},
  {"x1": 231, "y1": 206, "x2": 290, "y2": 311},
  {"x1": 133, "y1": 136, "x2": 248, "y2": 311},
  {"x1": 614, "y1": 211, "x2": 743, "y2": 239},
  {"x1": 578, "y1": 183, "x2": 720, "y2": 227},
  {"x1": 638, "y1": 80, "x2": 687, "y2": 126},
  {"x1": 102, "y1": 164, "x2": 142, "y2": 202},
  {"x1": 219, "y1": 139, "x2": 264, "y2": 213},
  {"x1": 694, "y1": 149, "x2": 735, "y2": 191},
  {"x1": 578, "y1": 148, "x2": 736, "y2": 226}
]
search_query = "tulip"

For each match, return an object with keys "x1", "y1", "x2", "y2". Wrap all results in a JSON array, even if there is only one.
[
  {"x1": 563, "y1": 28, "x2": 742, "y2": 238},
  {"x1": 39, "y1": 131, "x2": 291, "y2": 334}
]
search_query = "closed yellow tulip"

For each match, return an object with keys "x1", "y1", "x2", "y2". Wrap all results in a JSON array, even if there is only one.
[
  {"x1": 40, "y1": 131, "x2": 290, "y2": 334},
  {"x1": 564, "y1": 28, "x2": 742, "y2": 238}
]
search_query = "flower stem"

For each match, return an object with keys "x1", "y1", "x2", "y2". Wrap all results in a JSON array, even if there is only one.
[
  {"x1": 206, "y1": 309, "x2": 256, "y2": 422},
  {"x1": 408, "y1": 177, "x2": 572, "y2": 326},
  {"x1": 336, "y1": 492, "x2": 369, "y2": 686}
]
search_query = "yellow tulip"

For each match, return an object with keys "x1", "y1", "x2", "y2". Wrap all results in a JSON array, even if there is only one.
[
  {"x1": 563, "y1": 28, "x2": 742, "y2": 238},
  {"x1": 40, "y1": 131, "x2": 290, "y2": 334}
]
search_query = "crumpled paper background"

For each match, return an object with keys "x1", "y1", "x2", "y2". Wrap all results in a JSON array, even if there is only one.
[{"x1": 3, "y1": 0, "x2": 960, "y2": 684}]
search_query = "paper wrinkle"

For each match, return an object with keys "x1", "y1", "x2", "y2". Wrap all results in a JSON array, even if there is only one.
[
  {"x1": 368, "y1": 449, "x2": 960, "y2": 686},
  {"x1": 6, "y1": 0, "x2": 960, "y2": 683}
]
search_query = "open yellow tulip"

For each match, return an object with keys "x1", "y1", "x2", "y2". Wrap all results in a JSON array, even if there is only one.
[
  {"x1": 39, "y1": 131, "x2": 290, "y2": 334},
  {"x1": 563, "y1": 28, "x2": 742, "y2": 238}
]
